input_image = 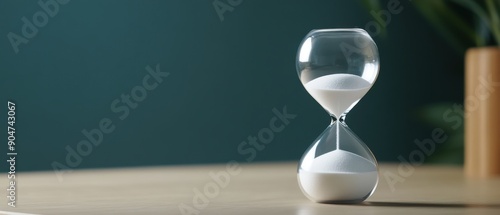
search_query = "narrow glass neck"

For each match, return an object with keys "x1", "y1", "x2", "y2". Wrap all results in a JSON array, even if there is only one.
[{"x1": 331, "y1": 114, "x2": 346, "y2": 124}]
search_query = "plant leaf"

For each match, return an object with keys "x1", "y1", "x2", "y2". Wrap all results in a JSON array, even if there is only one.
[
  {"x1": 358, "y1": 0, "x2": 387, "y2": 37},
  {"x1": 486, "y1": 0, "x2": 500, "y2": 44},
  {"x1": 413, "y1": 0, "x2": 478, "y2": 54},
  {"x1": 452, "y1": 0, "x2": 494, "y2": 46}
]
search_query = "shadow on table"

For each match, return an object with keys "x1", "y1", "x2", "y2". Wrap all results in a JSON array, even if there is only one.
[{"x1": 360, "y1": 201, "x2": 500, "y2": 208}]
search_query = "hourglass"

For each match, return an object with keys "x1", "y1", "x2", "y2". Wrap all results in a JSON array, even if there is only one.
[{"x1": 296, "y1": 29, "x2": 379, "y2": 203}]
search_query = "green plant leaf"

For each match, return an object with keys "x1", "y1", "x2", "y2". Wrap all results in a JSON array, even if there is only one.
[
  {"x1": 413, "y1": 0, "x2": 478, "y2": 54},
  {"x1": 415, "y1": 102, "x2": 463, "y2": 133},
  {"x1": 486, "y1": 0, "x2": 500, "y2": 44},
  {"x1": 358, "y1": 0, "x2": 387, "y2": 37},
  {"x1": 426, "y1": 133, "x2": 464, "y2": 164},
  {"x1": 451, "y1": 0, "x2": 492, "y2": 46}
]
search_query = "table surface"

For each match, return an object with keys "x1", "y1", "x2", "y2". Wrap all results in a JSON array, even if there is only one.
[{"x1": 1, "y1": 162, "x2": 500, "y2": 215}]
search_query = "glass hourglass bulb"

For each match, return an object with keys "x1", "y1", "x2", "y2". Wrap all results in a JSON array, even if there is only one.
[{"x1": 296, "y1": 29, "x2": 380, "y2": 203}]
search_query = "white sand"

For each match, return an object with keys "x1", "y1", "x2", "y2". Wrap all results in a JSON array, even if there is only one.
[
  {"x1": 298, "y1": 150, "x2": 378, "y2": 202},
  {"x1": 305, "y1": 74, "x2": 371, "y2": 118},
  {"x1": 298, "y1": 170, "x2": 378, "y2": 203},
  {"x1": 301, "y1": 74, "x2": 377, "y2": 202},
  {"x1": 307, "y1": 150, "x2": 376, "y2": 173}
]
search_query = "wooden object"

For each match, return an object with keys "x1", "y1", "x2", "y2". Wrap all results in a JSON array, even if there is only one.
[{"x1": 465, "y1": 47, "x2": 500, "y2": 178}]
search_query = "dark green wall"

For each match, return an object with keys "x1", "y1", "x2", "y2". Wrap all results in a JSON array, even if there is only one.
[{"x1": 0, "y1": 0, "x2": 463, "y2": 171}]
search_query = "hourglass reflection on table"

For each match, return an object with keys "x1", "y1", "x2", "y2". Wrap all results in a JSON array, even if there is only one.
[{"x1": 296, "y1": 29, "x2": 379, "y2": 203}]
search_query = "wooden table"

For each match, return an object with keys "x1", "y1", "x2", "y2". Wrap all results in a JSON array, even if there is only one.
[{"x1": 1, "y1": 162, "x2": 499, "y2": 215}]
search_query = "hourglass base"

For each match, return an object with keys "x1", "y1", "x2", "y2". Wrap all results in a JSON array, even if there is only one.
[
  {"x1": 297, "y1": 169, "x2": 378, "y2": 203},
  {"x1": 297, "y1": 121, "x2": 379, "y2": 203}
]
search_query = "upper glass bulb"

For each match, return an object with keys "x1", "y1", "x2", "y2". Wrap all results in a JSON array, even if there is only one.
[{"x1": 296, "y1": 28, "x2": 379, "y2": 118}]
